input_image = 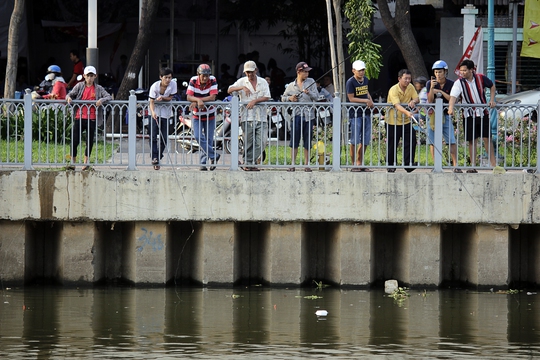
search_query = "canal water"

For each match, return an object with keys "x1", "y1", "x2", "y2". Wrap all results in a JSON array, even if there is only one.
[{"x1": 1, "y1": 286, "x2": 539, "y2": 359}]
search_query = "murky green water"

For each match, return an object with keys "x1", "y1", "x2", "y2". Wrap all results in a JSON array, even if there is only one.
[{"x1": 1, "y1": 287, "x2": 539, "y2": 358}]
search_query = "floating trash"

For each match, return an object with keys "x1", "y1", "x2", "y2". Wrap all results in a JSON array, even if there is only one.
[{"x1": 315, "y1": 310, "x2": 328, "y2": 316}]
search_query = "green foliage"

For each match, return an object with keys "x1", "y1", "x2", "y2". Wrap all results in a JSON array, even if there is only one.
[
  {"x1": 388, "y1": 287, "x2": 410, "y2": 307},
  {"x1": 0, "y1": 105, "x2": 72, "y2": 144},
  {"x1": 344, "y1": 0, "x2": 383, "y2": 79}
]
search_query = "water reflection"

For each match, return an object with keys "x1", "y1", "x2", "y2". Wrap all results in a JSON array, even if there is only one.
[{"x1": 0, "y1": 287, "x2": 539, "y2": 358}]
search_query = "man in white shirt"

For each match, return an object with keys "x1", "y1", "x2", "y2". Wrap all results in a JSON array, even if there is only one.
[
  {"x1": 228, "y1": 61, "x2": 271, "y2": 171},
  {"x1": 448, "y1": 59, "x2": 496, "y2": 172}
]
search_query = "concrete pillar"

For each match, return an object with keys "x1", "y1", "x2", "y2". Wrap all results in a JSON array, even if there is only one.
[
  {"x1": 126, "y1": 222, "x2": 168, "y2": 284},
  {"x1": 407, "y1": 224, "x2": 442, "y2": 286},
  {"x1": 462, "y1": 4, "x2": 479, "y2": 53},
  {"x1": 266, "y1": 223, "x2": 302, "y2": 285},
  {"x1": 476, "y1": 224, "x2": 509, "y2": 286},
  {"x1": 337, "y1": 223, "x2": 372, "y2": 286},
  {"x1": 0, "y1": 220, "x2": 25, "y2": 283},
  {"x1": 200, "y1": 222, "x2": 235, "y2": 285},
  {"x1": 60, "y1": 222, "x2": 96, "y2": 284}
]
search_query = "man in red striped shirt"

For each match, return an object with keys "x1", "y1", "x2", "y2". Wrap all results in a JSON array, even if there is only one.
[
  {"x1": 186, "y1": 64, "x2": 220, "y2": 170},
  {"x1": 448, "y1": 59, "x2": 496, "y2": 171}
]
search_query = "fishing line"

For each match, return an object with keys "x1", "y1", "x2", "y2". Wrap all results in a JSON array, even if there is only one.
[
  {"x1": 409, "y1": 114, "x2": 485, "y2": 214},
  {"x1": 153, "y1": 105, "x2": 196, "y2": 290}
]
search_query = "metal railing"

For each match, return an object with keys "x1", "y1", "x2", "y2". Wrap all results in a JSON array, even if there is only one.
[{"x1": 1, "y1": 89, "x2": 539, "y2": 173}]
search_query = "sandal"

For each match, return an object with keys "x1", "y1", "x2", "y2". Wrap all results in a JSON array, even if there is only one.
[
  {"x1": 305, "y1": 168, "x2": 312, "y2": 173},
  {"x1": 466, "y1": 169, "x2": 478, "y2": 173},
  {"x1": 287, "y1": 167, "x2": 295, "y2": 172},
  {"x1": 453, "y1": 168, "x2": 463, "y2": 173},
  {"x1": 360, "y1": 168, "x2": 373, "y2": 172},
  {"x1": 65, "y1": 164, "x2": 75, "y2": 171},
  {"x1": 81, "y1": 165, "x2": 90, "y2": 171},
  {"x1": 152, "y1": 158, "x2": 159, "y2": 165},
  {"x1": 351, "y1": 167, "x2": 362, "y2": 172}
]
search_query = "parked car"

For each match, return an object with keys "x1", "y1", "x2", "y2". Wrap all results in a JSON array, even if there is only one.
[{"x1": 498, "y1": 88, "x2": 540, "y2": 123}]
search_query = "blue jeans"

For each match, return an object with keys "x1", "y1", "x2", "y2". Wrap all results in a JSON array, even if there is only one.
[
  {"x1": 289, "y1": 115, "x2": 314, "y2": 150},
  {"x1": 192, "y1": 118, "x2": 216, "y2": 164},
  {"x1": 150, "y1": 117, "x2": 169, "y2": 162},
  {"x1": 349, "y1": 116, "x2": 372, "y2": 145}
]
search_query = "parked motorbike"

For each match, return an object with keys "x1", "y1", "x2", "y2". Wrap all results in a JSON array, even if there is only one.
[
  {"x1": 176, "y1": 106, "x2": 244, "y2": 155},
  {"x1": 268, "y1": 105, "x2": 287, "y2": 140}
]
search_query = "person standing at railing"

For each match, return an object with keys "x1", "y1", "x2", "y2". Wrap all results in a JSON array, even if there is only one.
[
  {"x1": 386, "y1": 69, "x2": 419, "y2": 173},
  {"x1": 346, "y1": 60, "x2": 374, "y2": 172},
  {"x1": 149, "y1": 67, "x2": 177, "y2": 171},
  {"x1": 228, "y1": 60, "x2": 271, "y2": 171},
  {"x1": 426, "y1": 60, "x2": 459, "y2": 172},
  {"x1": 281, "y1": 62, "x2": 319, "y2": 172},
  {"x1": 66, "y1": 66, "x2": 112, "y2": 171},
  {"x1": 447, "y1": 59, "x2": 497, "y2": 173},
  {"x1": 186, "y1": 64, "x2": 219, "y2": 171}
]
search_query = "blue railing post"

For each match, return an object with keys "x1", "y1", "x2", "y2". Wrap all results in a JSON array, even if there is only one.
[
  {"x1": 433, "y1": 98, "x2": 443, "y2": 173},
  {"x1": 23, "y1": 89, "x2": 34, "y2": 170},
  {"x1": 229, "y1": 96, "x2": 239, "y2": 170},
  {"x1": 127, "y1": 90, "x2": 137, "y2": 171},
  {"x1": 331, "y1": 96, "x2": 341, "y2": 172}
]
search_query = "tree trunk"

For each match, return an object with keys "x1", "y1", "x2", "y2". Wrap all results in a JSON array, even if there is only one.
[
  {"x1": 116, "y1": 0, "x2": 160, "y2": 100},
  {"x1": 377, "y1": 0, "x2": 428, "y2": 80},
  {"x1": 325, "y1": 0, "x2": 338, "y2": 96},
  {"x1": 332, "y1": 0, "x2": 344, "y2": 100},
  {"x1": 4, "y1": 0, "x2": 25, "y2": 99}
]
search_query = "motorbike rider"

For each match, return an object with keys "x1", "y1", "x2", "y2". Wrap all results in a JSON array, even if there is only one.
[
  {"x1": 36, "y1": 65, "x2": 67, "y2": 100},
  {"x1": 33, "y1": 65, "x2": 57, "y2": 98}
]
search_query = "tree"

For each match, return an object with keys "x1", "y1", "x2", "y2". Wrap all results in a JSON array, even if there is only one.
[
  {"x1": 376, "y1": 0, "x2": 427, "y2": 80},
  {"x1": 344, "y1": 0, "x2": 382, "y2": 80},
  {"x1": 116, "y1": 0, "x2": 160, "y2": 100},
  {"x1": 4, "y1": 0, "x2": 25, "y2": 99}
]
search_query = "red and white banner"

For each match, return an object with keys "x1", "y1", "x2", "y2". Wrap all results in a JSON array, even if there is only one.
[{"x1": 454, "y1": 26, "x2": 484, "y2": 76}]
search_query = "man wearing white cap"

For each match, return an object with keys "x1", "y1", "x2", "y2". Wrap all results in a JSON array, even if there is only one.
[
  {"x1": 228, "y1": 60, "x2": 271, "y2": 171},
  {"x1": 66, "y1": 65, "x2": 112, "y2": 170},
  {"x1": 346, "y1": 60, "x2": 374, "y2": 172}
]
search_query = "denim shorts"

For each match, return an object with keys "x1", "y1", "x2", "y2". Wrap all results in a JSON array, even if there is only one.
[
  {"x1": 348, "y1": 116, "x2": 372, "y2": 145},
  {"x1": 427, "y1": 114, "x2": 456, "y2": 145}
]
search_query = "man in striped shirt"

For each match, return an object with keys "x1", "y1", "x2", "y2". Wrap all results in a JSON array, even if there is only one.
[
  {"x1": 186, "y1": 64, "x2": 220, "y2": 170},
  {"x1": 448, "y1": 59, "x2": 496, "y2": 172}
]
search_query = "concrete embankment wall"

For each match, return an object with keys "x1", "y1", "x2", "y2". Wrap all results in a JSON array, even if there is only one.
[{"x1": 1, "y1": 170, "x2": 539, "y2": 287}]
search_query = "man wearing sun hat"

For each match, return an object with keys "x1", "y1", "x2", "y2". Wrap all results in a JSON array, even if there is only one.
[
  {"x1": 281, "y1": 61, "x2": 319, "y2": 172},
  {"x1": 228, "y1": 60, "x2": 271, "y2": 170},
  {"x1": 346, "y1": 59, "x2": 374, "y2": 172}
]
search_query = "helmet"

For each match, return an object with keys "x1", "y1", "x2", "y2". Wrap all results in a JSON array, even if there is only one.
[
  {"x1": 432, "y1": 60, "x2": 448, "y2": 70},
  {"x1": 197, "y1": 64, "x2": 211, "y2": 75},
  {"x1": 47, "y1": 65, "x2": 61, "y2": 73}
]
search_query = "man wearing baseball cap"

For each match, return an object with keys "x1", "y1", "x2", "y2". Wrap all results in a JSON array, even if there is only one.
[
  {"x1": 281, "y1": 62, "x2": 319, "y2": 172},
  {"x1": 228, "y1": 60, "x2": 271, "y2": 170},
  {"x1": 346, "y1": 60, "x2": 374, "y2": 172}
]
